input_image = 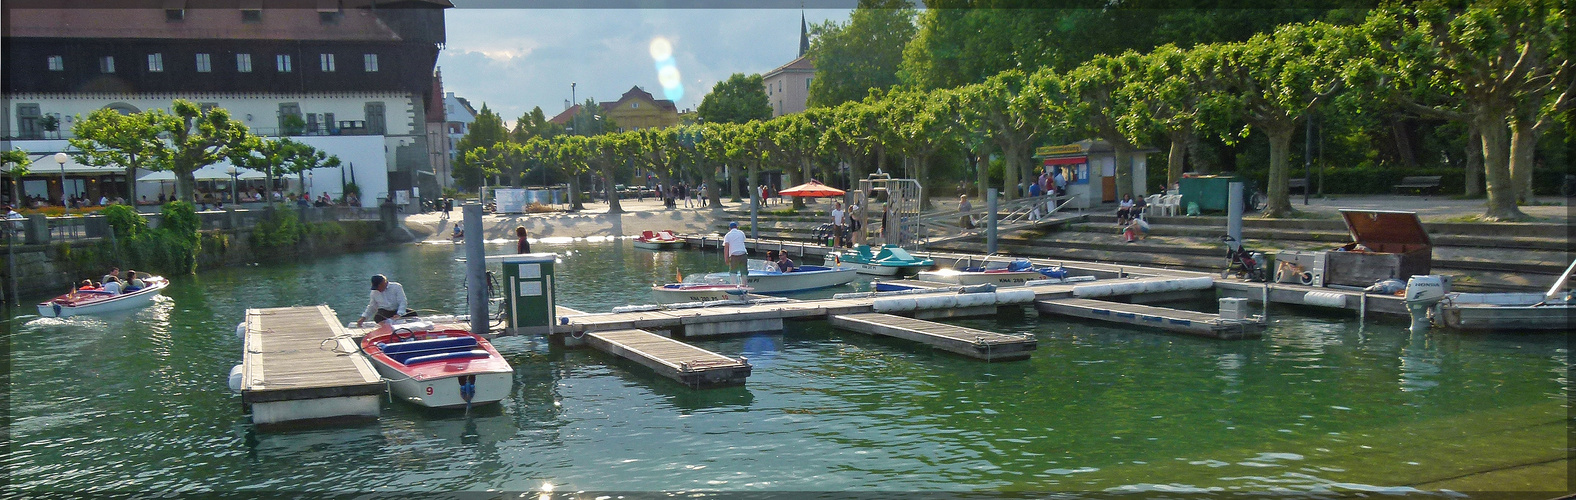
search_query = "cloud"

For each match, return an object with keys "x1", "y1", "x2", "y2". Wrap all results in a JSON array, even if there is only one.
[{"x1": 436, "y1": 8, "x2": 850, "y2": 126}]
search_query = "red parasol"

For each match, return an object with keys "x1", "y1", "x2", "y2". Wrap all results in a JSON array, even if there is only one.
[{"x1": 778, "y1": 180, "x2": 845, "y2": 198}]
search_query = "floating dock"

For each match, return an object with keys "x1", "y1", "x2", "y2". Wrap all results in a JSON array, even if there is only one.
[
  {"x1": 828, "y1": 313, "x2": 1037, "y2": 361},
  {"x1": 1035, "y1": 298, "x2": 1264, "y2": 340},
  {"x1": 240, "y1": 305, "x2": 384, "y2": 427},
  {"x1": 582, "y1": 329, "x2": 752, "y2": 388},
  {"x1": 1213, "y1": 280, "x2": 1408, "y2": 316},
  {"x1": 557, "y1": 306, "x2": 751, "y2": 388}
]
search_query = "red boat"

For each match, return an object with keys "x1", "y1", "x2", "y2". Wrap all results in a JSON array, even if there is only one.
[
  {"x1": 359, "y1": 322, "x2": 513, "y2": 408},
  {"x1": 634, "y1": 230, "x2": 685, "y2": 250}
]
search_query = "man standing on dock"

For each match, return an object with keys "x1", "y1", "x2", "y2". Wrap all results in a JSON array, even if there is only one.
[
  {"x1": 723, "y1": 222, "x2": 748, "y2": 285},
  {"x1": 356, "y1": 274, "x2": 410, "y2": 327}
]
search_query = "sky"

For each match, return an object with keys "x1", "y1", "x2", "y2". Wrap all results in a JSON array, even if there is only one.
[{"x1": 436, "y1": 7, "x2": 854, "y2": 126}]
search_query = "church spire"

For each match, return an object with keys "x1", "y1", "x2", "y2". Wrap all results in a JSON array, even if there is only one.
[{"x1": 799, "y1": 11, "x2": 810, "y2": 57}]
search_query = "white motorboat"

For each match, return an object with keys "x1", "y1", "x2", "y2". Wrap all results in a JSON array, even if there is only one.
[
  {"x1": 359, "y1": 320, "x2": 513, "y2": 408},
  {"x1": 916, "y1": 258, "x2": 1059, "y2": 286},
  {"x1": 37, "y1": 275, "x2": 169, "y2": 318},
  {"x1": 633, "y1": 230, "x2": 685, "y2": 250},
  {"x1": 651, "y1": 282, "x2": 752, "y2": 304},
  {"x1": 1408, "y1": 260, "x2": 1575, "y2": 331},
  {"x1": 699, "y1": 262, "x2": 858, "y2": 294}
]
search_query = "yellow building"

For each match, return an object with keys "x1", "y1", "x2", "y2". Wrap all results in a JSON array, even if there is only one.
[{"x1": 549, "y1": 86, "x2": 679, "y2": 132}]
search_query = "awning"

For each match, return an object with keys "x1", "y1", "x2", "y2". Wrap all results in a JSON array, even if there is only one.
[
  {"x1": 25, "y1": 156, "x2": 126, "y2": 175},
  {"x1": 1043, "y1": 156, "x2": 1088, "y2": 166},
  {"x1": 138, "y1": 164, "x2": 266, "y2": 181}
]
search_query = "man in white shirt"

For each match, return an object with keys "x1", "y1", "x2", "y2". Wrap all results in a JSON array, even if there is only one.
[
  {"x1": 722, "y1": 222, "x2": 748, "y2": 285},
  {"x1": 100, "y1": 277, "x2": 122, "y2": 294},
  {"x1": 357, "y1": 274, "x2": 410, "y2": 327},
  {"x1": 830, "y1": 202, "x2": 846, "y2": 247}
]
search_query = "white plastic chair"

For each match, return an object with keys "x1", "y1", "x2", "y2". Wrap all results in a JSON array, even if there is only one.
[{"x1": 1161, "y1": 195, "x2": 1181, "y2": 216}]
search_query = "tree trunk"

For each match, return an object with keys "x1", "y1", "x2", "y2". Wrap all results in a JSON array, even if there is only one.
[
  {"x1": 727, "y1": 164, "x2": 741, "y2": 202},
  {"x1": 1264, "y1": 122, "x2": 1296, "y2": 218},
  {"x1": 177, "y1": 171, "x2": 196, "y2": 203},
  {"x1": 793, "y1": 157, "x2": 807, "y2": 210},
  {"x1": 1509, "y1": 117, "x2": 1539, "y2": 204},
  {"x1": 602, "y1": 161, "x2": 624, "y2": 214},
  {"x1": 1002, "y1": 145, "x2": 1019, "y2": 201},
  {"x1": 1464, "y1": 123, "x2": 1482, "y2": 197},
  {"x1": 1111, "y1": 140, "x2": 1133, "y2": 202},
  {"x1": 704, "y1": 162, "x2": 722, "y2": 208},
  {"x1": 1390, "y1": 117, "x2": 1417, "y2": 168},
  {"x1": 1478, "y1": 119, "x2": 1525, "y2": 220},
  {"x1": 747, "y1": 159, "x2": 760, "y2": 216},
  {"x1": 123, "y1": 158, "x2": 139, "y2": 207},
  {"x1": 975, "y1": 151, "x2": 990, "y2": 201},
  {"x1": 1187, "y1": 134, "x2": 1210, "y2": 175},
  {"x1": 1166, "y1": 132, "x2": 1187, "y2": 188},
  {"x1": 569, "y1": 174, "x2": 585, "y2": 211}
]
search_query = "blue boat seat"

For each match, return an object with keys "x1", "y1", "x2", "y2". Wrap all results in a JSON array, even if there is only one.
[
  {"x1": 402, "y1": 349, "x2": 491, "y2": 365},
  {"x1": 377, "y1": 336, "x2": 482, "y2": 364}
]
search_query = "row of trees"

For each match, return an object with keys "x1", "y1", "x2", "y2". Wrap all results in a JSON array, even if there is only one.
[
  {"x1": 455, "y1": 1, "x2": 1568, "y2": 220},
  {"x1": 3, "y1": 100, "x2": 342, "y2": 208}
]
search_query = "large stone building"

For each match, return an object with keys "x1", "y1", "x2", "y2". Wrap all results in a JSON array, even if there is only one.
[
  {"x1": 1, "y1": 0, "x2": 451, "y2": 208},
  {"x1": 762, "y1": 14, "x2": 814, "y2": 117},
  {"x1": 547, "y1": 86, "x2": 679, "y2": 132}
]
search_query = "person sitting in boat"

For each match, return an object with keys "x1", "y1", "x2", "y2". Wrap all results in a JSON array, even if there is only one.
[
  {"x1": 100, "y1": 276, "x2": 122, "y2": 295},
  {"x1": 774, "y1": 250, "x2": 797, "y2": 273},
  {"x1": 356, "y1": 274, "x2": 414, "y2": 327},
  {"x1": 78, "y1": 279, "x2": 97, "y2": 291},
  {"x1": 124, "y1": 269, "x2": 146, "y2": 291},
  {"x1": 762, "y1": 250, "x2": 781, "y2": 272},
  {"x1": 101, "y1": 267, "x2": 120, "y2": 286}
]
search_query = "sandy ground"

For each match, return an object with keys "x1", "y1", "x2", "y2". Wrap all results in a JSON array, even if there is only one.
[
  {"x1": 402, "y1": 193, "x2": 1567, "y2": 244},
  {"x1": 402, "y1": 198, "x2": 731, "y2": 242}
]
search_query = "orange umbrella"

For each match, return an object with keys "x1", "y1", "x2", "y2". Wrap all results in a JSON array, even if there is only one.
[{"x1": 778, "y1": 180, "x2": 845, "y2": 198}]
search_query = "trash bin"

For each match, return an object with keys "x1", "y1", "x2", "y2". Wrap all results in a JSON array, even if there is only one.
[{"x1": 1178, "y1": 175, "x2": 1246, "y2": 213}]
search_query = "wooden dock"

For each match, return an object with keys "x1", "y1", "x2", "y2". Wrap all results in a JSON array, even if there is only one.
[
  {"x1": 828, "y1": 313, "x2": 1038, "y2": 361},
  {"x1": 240, "y1": 305, "x2": 385, "y2": 426},
  {"x1": 1035, "y1": 298, "x2": 1265, "y2": 340},
  {"x1": 1214, "y1": 280, "x2": 1408, "y2": 316},
  {"x1": 582, "y1": 329, "x2": 752, "y2": 388}
]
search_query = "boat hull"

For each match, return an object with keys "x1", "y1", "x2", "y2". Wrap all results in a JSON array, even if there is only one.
[
  {"x1": 702, "y1": 266, "x2": 859, "y2": 294},
  {"x1": 651, "y1": 285, "x2": 751, "y2": 304},
  {"x1": 1437, "y1": 304, "x2": 1573, "y2": 330},
  {"x1": 916, "y1": 270, "x2": 1044, "y2": 286},
  {"x1": 633, "y1": 239, "x2": 685, "y2": 250},
  {"x1": 36, "y1": 278, "x2": 168, "y2": 318},
  {"x1": 360, "y1": 329, "x2": 514, "y2": 408}
]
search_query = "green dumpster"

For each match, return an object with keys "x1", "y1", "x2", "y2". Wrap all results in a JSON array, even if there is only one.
[{"x1": 1179, "y1": 175, "x2": 1246, "y2": 213}]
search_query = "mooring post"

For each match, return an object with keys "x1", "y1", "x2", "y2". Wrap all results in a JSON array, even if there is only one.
[
  {"x1": 1226, "y1": 182, "x2": 1244, "y2": 253},
  {"x1": 464, "y1": 203, "x2": 488, "y2": 335},
  {"x1": 1261, "y1": 279, "x2": 1270, "y2": 322},
  {"x1": 986, "y1": 188, "x2": 999, "y2": 254}
]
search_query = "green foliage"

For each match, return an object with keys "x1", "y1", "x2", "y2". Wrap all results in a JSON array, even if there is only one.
[
  {"x1": 167, "y1": 100, "x2": 256, "y2": 203},
  {"x1": 101, "y1": 204, "x2": 147, "y2": 239},
  {"x1": 511, "y1": 106, "x2": 566, "y2": 143},
  {"x1": 698, "y1": 73, "x2": 773, "y2": 125},
  {"x1": 280, "y1": 114, "x2": 306, "y2": 136},
  {"x1": 251, "y1": 208, "x2": 304, "y2": 250},
  {"x1": 806, "y1": 0, "x2": 917, "y2": 107},
  {"x1": 71, "y1": 107, "x2": 177, "y2": 204}
]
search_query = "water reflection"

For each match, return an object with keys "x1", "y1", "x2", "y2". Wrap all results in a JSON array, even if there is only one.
[{"x1": 1397, "y1": 329, "x2": 1441, "y2": 392}]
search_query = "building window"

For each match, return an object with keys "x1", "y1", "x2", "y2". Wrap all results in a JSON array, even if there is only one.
[
  {"x1": 779, "y1": 81, "x2": 783, "y2": 92},
  {"x1": 16, "y1": 104, "x2": 42, "y2": 140},
  {"x1": 807, "y1": 77, "x2": 813, "y2": 89},
  {"x1": 100, "y1": 56, "x2": 115, "y2": 73},
  {"x1": 237, "y1": 53, "x2": 252, "y2": 72},
  {"x1": 47, "y1": 55, "x2": 63, "y2": 71},
  {"x1": 364, "y1": 102, "x2": 386, "y2": 135},
  {"x1": 632, "y1": 102, "x2": 639, "y2": 109},
  {"x1": 320, "y1": 53, "x2": 335, "y2": 72},
  {"x1": 241, "y1": 9, "x2": 262, "y2": 23},
  {"x1": 166, "y1": 9, "x2": 184, "y2": 21},
  {"x1": 277, "y1": 54, "x2": 293, "y2": 72},
  {"x1": 147, "y1": 53, "x2": 164, "y2": 72},
  {"x1": 363, "y1": 54, "x2": 378, "y2": 72},
  {"x1": 195, "y1": 53, "x2": 212, "y2": 73}
]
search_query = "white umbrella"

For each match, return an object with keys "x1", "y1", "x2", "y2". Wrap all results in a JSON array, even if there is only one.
[{"x1": 137, "y1": 164, "x2": 265, "y2": 181}]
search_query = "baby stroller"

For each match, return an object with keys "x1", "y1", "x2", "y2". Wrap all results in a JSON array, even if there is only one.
[{"x1": 1221, "y1": 236, "x2": 1266, "y2": 282}]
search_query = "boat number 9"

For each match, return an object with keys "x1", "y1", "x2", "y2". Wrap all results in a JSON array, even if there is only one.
[{"x1": 425, "y1": 386, "x2": 434, "y2": 395}]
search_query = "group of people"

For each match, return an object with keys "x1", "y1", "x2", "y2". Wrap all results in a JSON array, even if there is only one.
[
  {"x1": 1116, "y1": 194, "x2": 1150, "y2": 243},
  {"x1": 720, "y1": 220, "x2": 797, "y2": 285},
  {"x1": 75, "y1": 267, "x2": 147, "y2": 295}
]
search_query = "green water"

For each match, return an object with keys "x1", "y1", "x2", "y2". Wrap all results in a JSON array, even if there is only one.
[{"x1": 4, "y1": 240, "x2": 1567, "y2": 495}]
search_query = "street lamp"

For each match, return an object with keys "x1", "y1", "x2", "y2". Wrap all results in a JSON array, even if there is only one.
[
  {"x1": 227, "y1": 167, "x2": 239, "y2": 205},
  {"x1": 54, "y1": 152, "x2": 68, "y2": 214}
]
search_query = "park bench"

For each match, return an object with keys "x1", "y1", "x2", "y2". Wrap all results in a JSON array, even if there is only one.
[
  {"x1": 1393, "y1": 175, "x2": 1442, "y2": 194},
  {"x1": 1287, "y1": 178, "x2": 1309, "y2": 194}
]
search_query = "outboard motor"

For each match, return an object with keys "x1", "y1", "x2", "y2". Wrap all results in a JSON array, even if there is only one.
[{"x1": 1404, "y1": 275, "x2": 1451, "y2": 333}]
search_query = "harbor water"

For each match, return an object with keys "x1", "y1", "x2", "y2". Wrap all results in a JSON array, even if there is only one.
[{"x1": 4, "y1": 240, "x2": 1567, "y2": 494}]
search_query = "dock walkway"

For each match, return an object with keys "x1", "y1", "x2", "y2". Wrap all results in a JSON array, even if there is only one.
[
  {"x1": 557, "y1": 306, "x2": 751, "y2": 388},
  {"x1": 828, "y1": 313, "x2": 1037, "y2": 361},
  {"x1": 1036, "y1": 298, "x2": 1264, "y2": 340},
  {"x1": 240, "y1": 305, "x2": 384, "y2": 426}
]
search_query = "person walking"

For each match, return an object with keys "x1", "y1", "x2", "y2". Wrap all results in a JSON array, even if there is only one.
[
  {"x1": 515, "y1": 226, "x2": 531, "y2": 254},
  {"x1": 723, "y1": 221, "x2": 748, "y2": 285}
]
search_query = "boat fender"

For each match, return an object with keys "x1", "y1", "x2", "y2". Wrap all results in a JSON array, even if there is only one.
[
  {"x1": 994, "y1": 289, "x2": 1037, "y2": 305},
  {"x1": 959, "y1": 284, "x2": 997, "y2": 294},
  {"x1": 1303, "y1": 291, "x2": 1347, "y2": 308},
  {"x1": 52, "y1": 303, "x2": 62, "y2": 317},
  {"x1": 227, "y1": 364, "x2": 244, "y2": 393},
  {"x1": 235, "y1": 322, "x2": 246, "y2": 341}
]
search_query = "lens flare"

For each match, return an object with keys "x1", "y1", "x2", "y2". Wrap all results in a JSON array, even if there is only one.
[
  {"x1": 649, "y1": 37, "x2": 673, "y2": 61},
  {"x1": 658, "y1": 65, "x2": 681, "y2": 89}
]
